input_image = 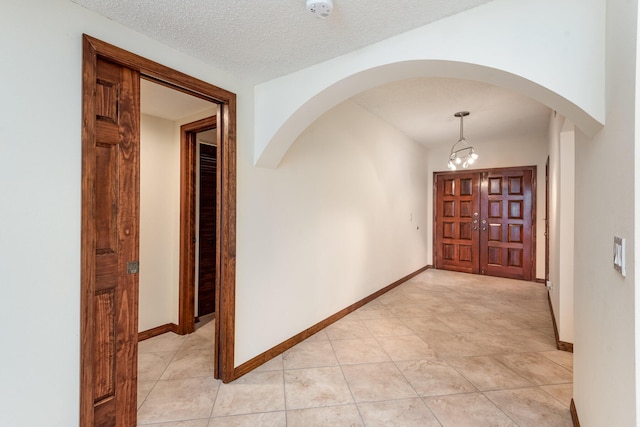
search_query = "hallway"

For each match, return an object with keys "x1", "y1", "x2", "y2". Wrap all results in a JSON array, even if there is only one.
[{"x1": 137, "y1": 269, "x2": 573, "y2": 426}]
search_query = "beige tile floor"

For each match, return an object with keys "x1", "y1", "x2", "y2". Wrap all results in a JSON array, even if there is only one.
[{"x1": 137, "y1": 269, "x2": 573, "y2": 426}]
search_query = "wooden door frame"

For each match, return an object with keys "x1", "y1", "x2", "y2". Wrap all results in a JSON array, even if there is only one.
[
  {"x1": 81, "y1": 34, "x2": 237, "y2": 426},
  {"x1": 178, "y1": 116, "x2": 217, "y2": 337},
  {"x1": 433, "y1": 166, "x2": 537, "y2": 281}
]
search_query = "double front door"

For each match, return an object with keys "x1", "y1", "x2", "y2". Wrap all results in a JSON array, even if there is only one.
[{"x1": 434, "y1": 167, "x2": 536, "y2": 281}]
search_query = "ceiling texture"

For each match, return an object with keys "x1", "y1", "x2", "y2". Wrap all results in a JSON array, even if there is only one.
[{"x1": 74, "y1": 0, "x2": 551, "y2": 149}]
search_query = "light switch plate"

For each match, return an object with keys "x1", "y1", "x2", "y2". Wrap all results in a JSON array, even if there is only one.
[{"x1": 613, "y1": 236, "x2": 625, "y2": 277}]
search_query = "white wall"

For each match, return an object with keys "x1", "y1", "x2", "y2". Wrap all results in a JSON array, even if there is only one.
[
  {"x1": 0, "y1": 1, "x2": 250, "y2": 425},
  {"x1": 573, "y1": 0, "x2": 637, "y2": 424},
  {"x1": 548, "y1": 113, "x2": 562, "y2": 327},
  {"x1": 558, "y1": 122, "x2": 575, "y2": 343},
  {"x1": 547, "y1": 113, "x2": 576, "y2": 344},
  {"x1": 636, "y1": 1, "x2": 640, "y2": 417},
  {"x1": 139, "y1": 114, "x2": 181, "y2": 332},
  {"x1": 426, "y1": 131, "x2": 549, "y2": 280},
  {"x1": 235, "y1": 100, "x2": 430, "y2": 363}
]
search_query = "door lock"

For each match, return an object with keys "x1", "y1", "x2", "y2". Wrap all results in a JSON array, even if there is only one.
[{"x1": 127, "y1": 261, "x2": 139, "y2": 275}]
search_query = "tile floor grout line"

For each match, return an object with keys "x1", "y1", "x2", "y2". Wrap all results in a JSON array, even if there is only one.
[
  {"x1": 206, "y1": 374, "x2": 222, "y2": 419},
  {"x1": 390, "y1": 356, "x2": 447, "y2": 426},
  {"x1": 538, "y1": 384, "x2": 573, "y2": 409},
  {"x1": 136, "y1": 334, "x2": 186, "y2": 419},
  {"x1": 281, "y1": 359, "x2": 289, "y2": 427},
  {"x1": 327, "y1": 335, "x2": 367, "y2": 426},
  {"x1": 136, "y1": 377, "x2": 158, "y2": 414},
  {"x1": 537, "y1": 351, "x2": 574, "y2": 372},
  {"x1": 358, "y1": 295, "x2": 446, "y2": 426},
  {"x1": 479, "y1": 389, "x2": 523, "y2": 427}
]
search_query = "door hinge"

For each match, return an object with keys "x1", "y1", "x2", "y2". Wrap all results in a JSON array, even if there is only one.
[{"x1": 127, "y1": 261, "x2": 139, "y2": 275}]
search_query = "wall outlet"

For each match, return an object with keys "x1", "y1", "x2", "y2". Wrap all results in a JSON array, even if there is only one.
[{"x1": 546, "y1": 280, "x2": 553, "y2": 290}]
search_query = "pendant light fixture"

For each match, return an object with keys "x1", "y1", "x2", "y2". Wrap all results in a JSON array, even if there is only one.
[{"x1": 447, "y1": 111, "x2": 478, "y2": 170}]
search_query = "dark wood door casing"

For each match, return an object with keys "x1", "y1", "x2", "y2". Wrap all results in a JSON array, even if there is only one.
[
  {"x1": 178, "y1": 116, "x2": 218, "y2": 335},
  {"x1": 81, "y1": 35, "x2": 237, "y2": 427},
  {"x1": 434, "y1": 166, "x2": 536, "y2": 281}
]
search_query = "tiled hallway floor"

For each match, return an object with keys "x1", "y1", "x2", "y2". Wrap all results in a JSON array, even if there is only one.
[{"x1": 137, "y1": 269, "x2": 573, "y2": 426}]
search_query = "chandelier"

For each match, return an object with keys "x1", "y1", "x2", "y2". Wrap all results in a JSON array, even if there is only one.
[{"x1": 447, "y1": 111, "x2": 478, "y2": 170}]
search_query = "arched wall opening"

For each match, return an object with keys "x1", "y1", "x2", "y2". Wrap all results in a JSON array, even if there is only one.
[
  {"x1": 250, "y1": 58, "x2": 584, "y2": 353},
  {"x1": 255, "y1": 60, "x2": 602, "y2": 169}
]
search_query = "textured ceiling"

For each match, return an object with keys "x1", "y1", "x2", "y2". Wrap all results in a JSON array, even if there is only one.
[
  {"x1": 111, "y1": 1, "x2": 550, "y2": 150},
  {"x1": 71, "y1": 0, "x2": 495, "y2": 83}
]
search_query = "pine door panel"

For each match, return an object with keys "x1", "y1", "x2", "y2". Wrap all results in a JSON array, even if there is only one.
[{"x1": 85, "y1": 57, "x2": 140, "y2": 427}]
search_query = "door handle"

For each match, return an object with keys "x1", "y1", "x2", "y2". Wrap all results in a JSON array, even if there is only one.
[
  {"x1": 473, "y1": 218, "x2": 478, "y2": 231},
  {"x1": 481, "y1": 219, "x2": 487, "y2": 231}
]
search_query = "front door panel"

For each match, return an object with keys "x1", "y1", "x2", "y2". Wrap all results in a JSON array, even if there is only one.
[
  {"x1": 480, "y1": 169, "x2": 533, "y2": 280},
  {"x1": 435, "y1": 173, "x2": 480, "y2": 274}
]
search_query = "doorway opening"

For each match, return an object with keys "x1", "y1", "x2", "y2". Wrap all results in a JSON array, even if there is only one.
[
  {"x1": 80, "y1": 35, "x2": 237, "y2": 426},
  {"x1": 178, "y1": 116, "x2": 219, "y2": 336},
  {"x1": 138, "y1": 79, "x2": 216, "y2": 341}
]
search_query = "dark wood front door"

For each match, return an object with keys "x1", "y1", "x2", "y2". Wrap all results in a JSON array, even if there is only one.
[
  {"x1": 82, "y1": 56, "x2": 140, "y2": 427},
  {"x1": 434, "y1": 167, "x2": 536, "y2": 281},
  {"x1": 480, "y1": 169, "x2": 534, "y2": 280},
  {"x1": 434, "y1": 173, "x2": 481, "y2": 274},
  {"x1": 198, "y1": 144, "x2": 217, "y2": 316}
]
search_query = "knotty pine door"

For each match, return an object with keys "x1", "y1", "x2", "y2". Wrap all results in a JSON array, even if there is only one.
[
  {"x1": 82, "y1": 56, "x2": 140, "y2": 426},
  {"x1": 434, "y1": 167, "x2": 536, "y2": 281}
]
